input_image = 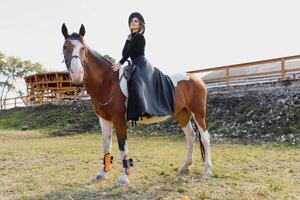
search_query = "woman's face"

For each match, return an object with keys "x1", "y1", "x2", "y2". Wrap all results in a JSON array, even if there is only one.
[{"x1": 130, "y1": 17, "x2": 141, "y2": 32}]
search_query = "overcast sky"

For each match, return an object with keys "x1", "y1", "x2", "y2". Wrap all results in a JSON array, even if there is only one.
[{"x1": 1, "y1": 0, "x2": 300, "y2": 75}]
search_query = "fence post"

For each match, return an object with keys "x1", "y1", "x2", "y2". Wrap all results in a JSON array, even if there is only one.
[
  {"x1": 24, "y1": 96, "x2": 28, "y2": 106},
  {"x1": 74, "y1": 90, "x2": 78, "y2": 101},
  {"x1": 56, "y1": 91, "x2": 60, "y2": 103},
  {"x1": 226, "y1": 66, "x2": 230, "y2": 89},
  {"x1": 281, "y1": 59, "x2": 286, "y2": 80},
  {"x1": 14, "y1": 98, "x2": 17, "y2": 108}
]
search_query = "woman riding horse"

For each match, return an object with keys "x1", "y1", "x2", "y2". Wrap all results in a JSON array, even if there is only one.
[
  {"x1": 111, "y1": 12, "x2": 175, "y2": 122},
  {"x1": 61, "y1": 16, "x2": 212, "y2": 187}
]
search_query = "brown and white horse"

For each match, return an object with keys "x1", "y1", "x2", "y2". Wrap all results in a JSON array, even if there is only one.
[{"x1": 61, "y1": 24, "x2": 212, "y2": 186}]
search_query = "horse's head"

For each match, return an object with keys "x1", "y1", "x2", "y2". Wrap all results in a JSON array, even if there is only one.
[{"x1": 61, "y1": 23, "x2": 87, "y2": 82}]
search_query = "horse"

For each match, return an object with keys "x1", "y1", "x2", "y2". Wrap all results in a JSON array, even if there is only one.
[{"x1": 61, "y1": 23, "x2": 213, "y2": 186}]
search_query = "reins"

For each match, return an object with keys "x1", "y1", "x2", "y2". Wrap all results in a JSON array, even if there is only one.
[
  {"x1": 98, "y1": 60, "x2": 131, "y2": 106},
  {"x1": 97, "y1": 72, "x2": 125, "y2": 106},
  {"x1": 63, "y1": 49, "x2": 129, "y2": 106}
]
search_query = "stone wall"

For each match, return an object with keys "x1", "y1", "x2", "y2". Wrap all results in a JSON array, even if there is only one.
[{"x1": 206, "y1": 79, "x2": 300, "y2": 144}]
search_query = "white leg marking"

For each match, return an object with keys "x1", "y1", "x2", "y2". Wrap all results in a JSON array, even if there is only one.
[
  {"x1": 119, "y1": 168, "x2": 129, "y2": 187},
  {"x1": 119, "y1": 140, "x2": 128, "y2": 159},
  {"x1": 198, "y1": 127, "x2": 213, "y2": 179},
  {"x1": 181, "y1": 121, "x2": 196, "y2": 174},
  {"x1": 99, "y1": 117, "x2": 113, "y2": 154},
  {"x1": 193, "y1": 115, "x2": 213, "y2": 179},
  {"x1": 118, "y1": 140, "x2": 129, "y2": 186},
  {"x1": 96, "y1": 117, "x2": 113, "y2": 181}
]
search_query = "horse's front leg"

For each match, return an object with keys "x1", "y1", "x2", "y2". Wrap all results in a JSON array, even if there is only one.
[
  {"x1": 113, "y1": 116, "x2": 133, "y2": 187},
  {"x1": 96, "y1": 117, "x2": 113, "y2": 181}
]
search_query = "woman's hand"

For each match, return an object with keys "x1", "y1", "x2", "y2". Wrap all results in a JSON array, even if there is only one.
[{"x1": 112, "y1": 63, "x2": 122, "y2": 71}]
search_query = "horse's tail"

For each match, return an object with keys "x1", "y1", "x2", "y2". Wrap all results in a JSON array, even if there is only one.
[
  {"x1": 194, "y1": 119, "x2": 205, "y2": 162},
  {"x1": 198, "y1": 128, "x2": 205, "y2": 162},
  {"x1": 199, "y1": 85, "x2": 208, "y2": 162}
]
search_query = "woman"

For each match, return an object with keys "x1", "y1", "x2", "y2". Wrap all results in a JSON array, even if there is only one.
[{"x1": 112, "y1": 12, "x2": 175, "y2": 121}]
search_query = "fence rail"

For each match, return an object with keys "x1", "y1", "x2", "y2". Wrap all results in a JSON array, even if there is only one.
[
  {"x1": 2, "y1": 55, "x2": 300, "y2": 110},
  {"x1": 187, "y1": 55, "x2": 300, "y2": 88},
  {"x1": 0, "y1": 91, "x2": 91, "y2": 110}
]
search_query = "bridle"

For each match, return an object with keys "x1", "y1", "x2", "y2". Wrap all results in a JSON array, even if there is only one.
[
  {"x1": 62, "y1": 55, "x2": 86, "y2": 71},
  {"x1": 62, "y1": 42, "x2": 126, "y2": 106}
]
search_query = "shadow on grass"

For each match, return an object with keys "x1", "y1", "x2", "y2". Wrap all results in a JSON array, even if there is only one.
[{"x1": 28, "y1": 171, "x2": 207, "y2": 200}]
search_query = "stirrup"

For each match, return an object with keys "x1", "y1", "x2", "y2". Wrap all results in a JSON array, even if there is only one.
[
  {"x1": 122, "y1": 155, "x2": 134, "y2": 175},
  {"x1": 103, "y1": 153, "x2": 113, "y2": 172}
]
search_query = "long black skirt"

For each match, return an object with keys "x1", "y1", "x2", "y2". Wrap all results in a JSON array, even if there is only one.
[{"x1": 127, "y1": 56, "x2": 175, "y2": 121}]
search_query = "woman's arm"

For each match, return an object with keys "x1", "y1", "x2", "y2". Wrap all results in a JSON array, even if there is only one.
[
  {"x1": 119, "y1": 34, "x2": 144, "y2": 64},
  {"x1": 112, "y1": 34, "x2": 144, "y2": 71}
]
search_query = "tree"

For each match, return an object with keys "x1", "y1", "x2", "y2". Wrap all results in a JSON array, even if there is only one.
[{"x1": 0, "y1": 52, "x2": 45, "y2": 109}]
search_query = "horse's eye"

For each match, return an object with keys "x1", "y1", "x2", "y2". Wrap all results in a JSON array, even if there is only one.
[{"x1": 63, "y1": 46, "x2": 67, "y2": 50}]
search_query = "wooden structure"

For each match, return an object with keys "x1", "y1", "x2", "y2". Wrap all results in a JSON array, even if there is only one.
[
  {"x1": 2, "y1": 55, "x2": 300, "y2": 110},
  {"x1": 23, "y1": 71, "x2": 88, "y2": 105},
  {"x1": 187, "y1": 55, "x2": 300, "y2": 88}
]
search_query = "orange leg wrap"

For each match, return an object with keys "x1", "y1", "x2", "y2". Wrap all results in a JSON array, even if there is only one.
[{"x1": 104, "y1": 153, "x2": 112, "y2": 172}]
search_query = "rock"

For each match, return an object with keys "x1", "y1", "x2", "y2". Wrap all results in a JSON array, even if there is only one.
[
  {"x1": 21, "y1": 126, "x2": 28, "y2": 131},
  {"x1": 206, "y1": 79, "x2": 300, "y2": 144}
]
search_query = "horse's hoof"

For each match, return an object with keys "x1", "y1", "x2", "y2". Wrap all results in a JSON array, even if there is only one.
[
  {"x1": 202, "y1": 171, "x2": 213, "y2": 179},
  {"x1": 96, "y1": 174, "x2": 107, "y2": 181},
  {"x1": 180, "y1": 165, "x2": 189, "y2": 174},
  {"x1": 118, "y1": 177, "x2": 129, "y2": 187}
]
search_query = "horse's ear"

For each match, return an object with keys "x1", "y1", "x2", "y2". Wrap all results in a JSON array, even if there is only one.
[
  {"x1": 79, "y1": 24, "x2": 85, "y2": 37},
  {"x1": 62, "y1": 23, "x2": 69, "y2": 39}
]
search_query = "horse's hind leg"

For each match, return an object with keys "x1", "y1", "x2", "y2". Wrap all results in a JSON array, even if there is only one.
[
  {"x1": 96, "y1": 117, "x2": 113, "y2": 181},
  {"x1": 181, "y1": 121, "x2": 197, "y2": 174},
  {"x1": 176, "y1": 109, "x2": 195, "y2": 174},
  {"x1": 193, "y1": 113, "x2": 213, "y2": 179}
]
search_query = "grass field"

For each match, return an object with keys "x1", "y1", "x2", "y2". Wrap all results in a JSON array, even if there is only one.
[{"x1": 0, "y1": 130, "x2": 299, "y2": 200}]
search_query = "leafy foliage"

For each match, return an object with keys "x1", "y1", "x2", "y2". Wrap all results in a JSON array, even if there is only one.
[
  {"x1": 103, "y1": 54, "x2": 116, "y2": 64},
  {"x1": 0, "y1": 51, "x2": 45, "y2": 109}
]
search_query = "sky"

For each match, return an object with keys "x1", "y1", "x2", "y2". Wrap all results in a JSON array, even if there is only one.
[{"x1": 1, "y1": 0, "x2": 300, "y2": 75}]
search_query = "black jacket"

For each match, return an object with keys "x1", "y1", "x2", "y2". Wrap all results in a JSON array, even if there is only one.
[
  {"x1": 118, "y1": 33, "x2": 175, "y2": 121},
  {"x1": 119, "y1": 33, "x2": 145, "y2": 64}
]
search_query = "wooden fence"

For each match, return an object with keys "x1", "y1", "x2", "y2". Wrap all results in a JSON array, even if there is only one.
[
  {"x1": 187, "y1": 55, "x2": 300, "y2": 88},
  {"x1": 2, "y1": 55, "x2": 300, "y2": 110},
  {"x1": 0, "y1": 90, "x2": 90, "y2": 110}
]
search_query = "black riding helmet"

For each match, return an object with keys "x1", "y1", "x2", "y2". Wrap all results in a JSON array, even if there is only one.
[
  {"x1": 128, "y1": 12, "x2": 145, "y2": 26},
  {"x1": 128, "y1": 12, "x2": 145, "y2": 34}
]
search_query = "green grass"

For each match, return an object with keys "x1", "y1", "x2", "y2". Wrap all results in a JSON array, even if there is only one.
[
  {"x1": 0, "y1": 103, "x2": 99, "y2": 134},
  {"x1": 0, "y1": 130, "x2": 299, "y2": 200}
]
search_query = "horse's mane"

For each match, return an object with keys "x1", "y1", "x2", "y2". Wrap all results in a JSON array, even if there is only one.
[
  {"x1": 89, "y1": 48, "x2": 113, "y2": 66},
  {"x1": 68, "y1": 32, "x2": 113, "y2": 66}
]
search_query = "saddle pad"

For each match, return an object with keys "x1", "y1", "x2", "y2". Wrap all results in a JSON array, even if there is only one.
[
  {"x1": 119, "y1": 68, "x2": 190, "y2": 115},
  {"x1": 168, "y1": 73, "x2": 190, "y2": 87},
  {"x1": 119, "y1": 66, "x2": 128, "y2": 98}
]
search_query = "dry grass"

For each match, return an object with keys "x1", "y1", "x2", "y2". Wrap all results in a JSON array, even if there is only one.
[{"x1": 0, "y1": 130, "x2": 299, "y2": 200}]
